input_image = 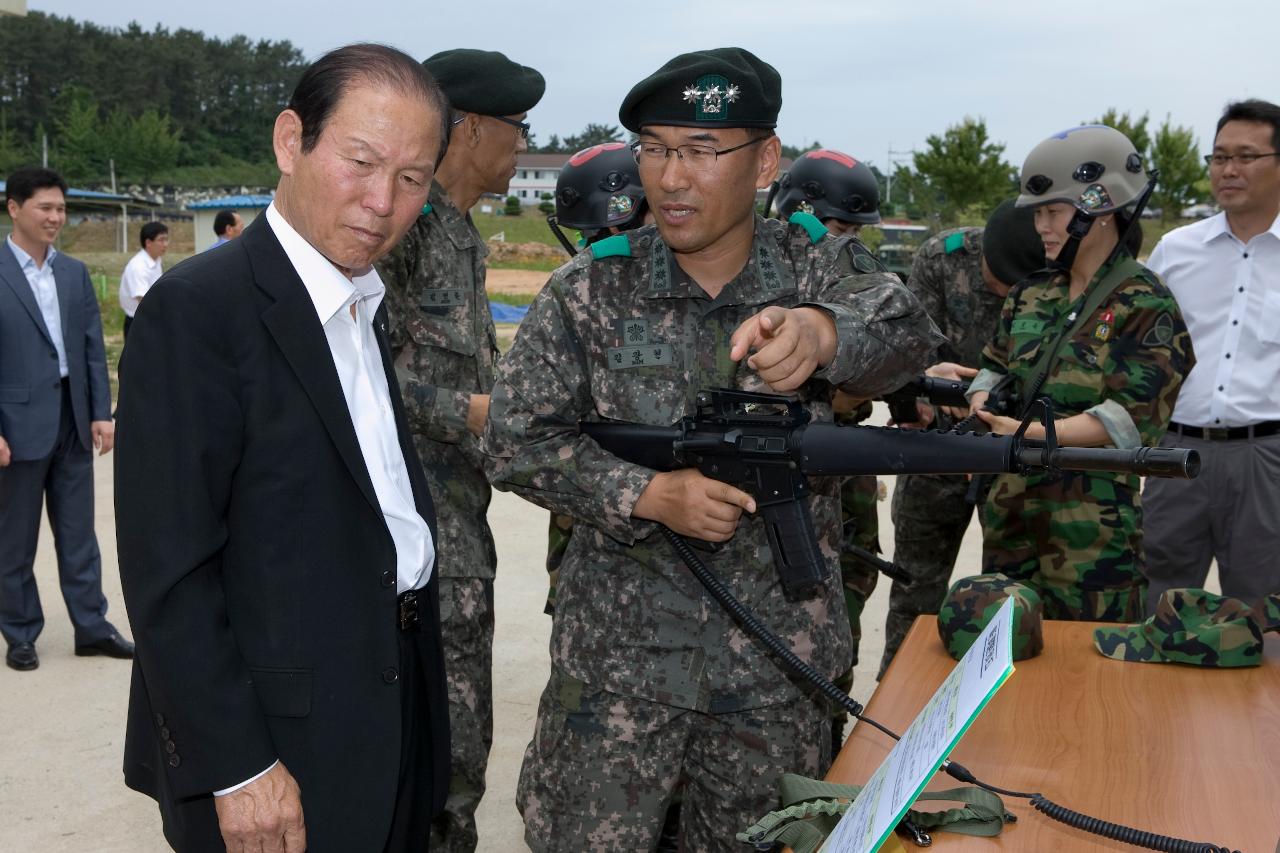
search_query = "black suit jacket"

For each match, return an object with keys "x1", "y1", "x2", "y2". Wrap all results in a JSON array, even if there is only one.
[{"x1": 115, "y1": 216, "x2": 449, "y2": 851}]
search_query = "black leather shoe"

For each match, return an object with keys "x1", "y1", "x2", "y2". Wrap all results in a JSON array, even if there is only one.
[
  {"x1": 6, "y1": 642, "x2": 38, "y2": 671},
  {"x1": 75, "y1": 631, "x2": 135, "y2": 659}
]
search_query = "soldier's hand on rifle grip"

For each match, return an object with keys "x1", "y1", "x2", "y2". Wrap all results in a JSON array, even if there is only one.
[
  {"x1": 967, "y1": 390, "x2": 990, "y2": 418},
  {"x1": 632, "y1": 469, "x2": 757, "y2": 542},
  {"x1": 729, "y1": 306, "x2": 837, "y2": 393},
  {"x1": 928, "y1": 362, "x2": 978, "y2": 419}
]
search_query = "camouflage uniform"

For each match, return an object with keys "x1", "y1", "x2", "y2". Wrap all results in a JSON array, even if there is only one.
[
  {"x1": 979, "y1": 255, "x2": 1195, "y2": 621},
  {"x1": 883, "y1": 227, "x2": 1006, "y2": 673},
  {"x1": 544, "y1": 512, "x2": 572, "y2": 615},
  {"x1": 376, "y1": 181, "x2": 499, "y2": 853},
  {"x1": 483, "y1": 216, "x2": 941, "y2": 851}
]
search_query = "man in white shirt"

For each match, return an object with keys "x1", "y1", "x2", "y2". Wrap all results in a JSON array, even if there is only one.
[
  {"x1": 118, "y1": 220, "x2": 169, "y2": 339},
  {"x1": 1143, "y1": 98, "x2": 1280, "y2": 609},
  {"x1": 115, "y1": 44, "x2": 453, "y2": 853}
]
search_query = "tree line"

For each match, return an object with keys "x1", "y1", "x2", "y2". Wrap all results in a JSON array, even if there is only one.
[{"x1": 0, "y1": 12, "x2": 306, "y2": 186}]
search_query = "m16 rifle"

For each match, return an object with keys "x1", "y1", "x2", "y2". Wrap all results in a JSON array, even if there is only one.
[{"x1": 580, "y1": 388, "x2": 1198, "y2": 601}]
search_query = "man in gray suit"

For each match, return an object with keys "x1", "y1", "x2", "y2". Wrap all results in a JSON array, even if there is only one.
[{"x1": 0, "y1": 167, "x2": 134, "y2": 671}]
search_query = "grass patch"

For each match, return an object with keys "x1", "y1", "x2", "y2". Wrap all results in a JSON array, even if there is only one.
[
  {"x1": 489, "y1": 257, "x2": 564, "y2": 272},
  {"x1": 472, "y1": 209, "x2": 564, "y2": 247},
  {"x1": 489, "y1": 291, "x2": 536, "y2": 306}
]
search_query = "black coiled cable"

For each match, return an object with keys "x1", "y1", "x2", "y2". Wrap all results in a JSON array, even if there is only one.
[{"x1": 661, "y1": 526, "x2": 1242, "y2": 853}]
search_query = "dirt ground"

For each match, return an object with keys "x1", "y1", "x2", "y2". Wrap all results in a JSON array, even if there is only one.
[{"x1": 486, "y1": 268, "x2": 551, "y2": 296}]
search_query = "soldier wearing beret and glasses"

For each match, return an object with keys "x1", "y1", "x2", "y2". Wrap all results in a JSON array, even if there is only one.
[
  {"x1": 375, "y1": 48, "x2": 544, "y2": 853},
  {"x1": 482, "y1": 47, "x2": 942, "y2": 851}
]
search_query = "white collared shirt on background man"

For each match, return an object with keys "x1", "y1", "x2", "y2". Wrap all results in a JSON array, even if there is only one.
[
  {"x1": 1147, "y1": 210, "x2": 1280, "y2": 428},
  {"x1": 6, "y1": 236, "x2": 69, "y2": 378},
  {"x1": 118, "y1": 248, "x2": 163, "y2": 318}
]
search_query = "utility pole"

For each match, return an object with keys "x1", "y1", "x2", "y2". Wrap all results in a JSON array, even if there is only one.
[
  {"x1": 110, "y1": 159, "x2": 117, "y2": 194},
  {"x1": 41, "y1": 132, "x2": 47, "y2": 168},
  {"x1": 884, "y1": 144, "x2": 917, "y2": 207}
]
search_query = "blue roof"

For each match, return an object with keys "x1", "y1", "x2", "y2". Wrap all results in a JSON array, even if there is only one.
[
  {"x1": 0, "y1": 181, "x2": 133, "y2": 203},
  {"x1": 188, "y1": 194, "x2": 274, "y2": 210}
]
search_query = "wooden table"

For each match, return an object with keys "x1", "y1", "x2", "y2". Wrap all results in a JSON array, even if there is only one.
[{"x1": 827, "y1": 618, "x2": 1280, "y2": 851}]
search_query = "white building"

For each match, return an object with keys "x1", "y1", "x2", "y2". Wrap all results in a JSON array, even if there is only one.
[
  {"x1": 508, "y1": 152, "x2": 794, "y2": 208},
  {"x1": 508, "y1": 154, "x2": 566, "y2": 206}
]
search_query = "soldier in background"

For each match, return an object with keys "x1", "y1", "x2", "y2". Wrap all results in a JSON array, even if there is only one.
[
  {"x1": 880, "y1": 200, "x2": 1043, "y2": 675},
  {"x1": 774, "y1": 149, "x2": 886, "y2": 742},
  {"x1": 376, "y1": 48, "x2": 544, "y2": 853},
  {"x1": 544, "y1": 142, "x2": 649, "y2": 615}
]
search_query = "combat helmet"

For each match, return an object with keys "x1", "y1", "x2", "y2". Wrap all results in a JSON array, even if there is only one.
[
  {"x1": 1016, "y1": 125, "x2": 1155, "y2": 269},
  {"x1": 548, "y1": 142, "x2": 646, "y2": 255},
  {"x1": 773, "y1": 149, "x2": 881, "y2": 225}
]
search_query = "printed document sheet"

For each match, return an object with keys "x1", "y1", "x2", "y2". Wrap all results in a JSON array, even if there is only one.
[{"x1": 820, "y1": 597, "x2": 1016, "y2": 853}]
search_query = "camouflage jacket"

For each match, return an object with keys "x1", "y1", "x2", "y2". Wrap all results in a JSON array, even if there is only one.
[
  {"x1": 482, "y1": 215, "x2": 942, "y2": 711},
  {"x1": 377, "y1": 181, "x2": 499, "y2": 579},
  {"x1": 907, "y1": 227, "x2": 1005, "y2": 367},
  {"x1": 980, "y1": 255, "x2": 1195, "y2": 484}
]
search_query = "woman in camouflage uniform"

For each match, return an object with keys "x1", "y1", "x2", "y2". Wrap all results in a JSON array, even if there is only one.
[{"x1": 967, "y1": 125, "x2": 1195, "y2": 622}]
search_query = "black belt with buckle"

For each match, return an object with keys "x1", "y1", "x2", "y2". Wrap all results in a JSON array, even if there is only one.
[
  {"x1": 397, "y1": 589, "x2": 420, "y2": 631},
  {"x1": 1170, "y1": 420, "x2": 1280, "y2": 441}
]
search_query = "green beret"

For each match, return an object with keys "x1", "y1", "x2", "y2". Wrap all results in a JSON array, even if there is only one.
[
  {"x1": 938, "y1": 574, "x2": 1044, "y2": 662},
  {"x1": 422, "y1": 49, "x2": 545, "y2": 116},
  {"x1": 1093, "y1": 588, "x2": 1270, "y2": 668},
  {"x1": 619, "y1": 47, "x2": 781, "y2": 133}
]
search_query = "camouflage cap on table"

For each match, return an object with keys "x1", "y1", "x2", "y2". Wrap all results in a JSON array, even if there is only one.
[
  {"x1": 938, "y1": 574, "x2": 1044, "y2": 661},
  {"x1": 1093, "y1": 588, "x2": 1270, "y2": 668}
]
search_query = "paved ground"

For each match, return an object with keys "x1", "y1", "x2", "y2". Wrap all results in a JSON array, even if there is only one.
[{"x1": 0, "y1": 403, "x2": 1213, "y2": 851}]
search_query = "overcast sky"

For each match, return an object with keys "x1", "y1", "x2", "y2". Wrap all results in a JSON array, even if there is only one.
[{"x1": 31, "y1": 0, "x2": 1278, "y2": 181}]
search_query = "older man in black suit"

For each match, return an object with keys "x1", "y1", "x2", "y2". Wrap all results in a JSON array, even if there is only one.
[
  {"x1": 0, "y1": 167, "x2": 133, "y2": 671},
  {"x1": 115, "y1": 45, "x2": 452, "y2": 852}
]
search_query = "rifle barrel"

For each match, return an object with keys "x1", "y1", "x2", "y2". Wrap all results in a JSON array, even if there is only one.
[{"x1": 1016, "y1": 445, "x2": 1200, "y2": 479}]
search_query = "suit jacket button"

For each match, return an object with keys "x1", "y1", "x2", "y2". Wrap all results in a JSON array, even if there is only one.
[
  {"x1": 165, "y1": 740, "x2": 177, "y2": 754},
  {"x1": 381, "y1": 570, "x2": 395, "y2": 588},
  {"x1": 381, "y1": 668, "x2": 399, "y2": 684},
  {"x1": 154, "y1": 714, "x2": 165, "y2": 727},
  {"x1": 167, "y1": 755, "x2": 181, "y2": 768},
  {"x1": 159, "y1": 727, "x2": 170, "y2": 740},
  {"x1": 52, "y1": 381, "x2": 60, "y2": 389}
]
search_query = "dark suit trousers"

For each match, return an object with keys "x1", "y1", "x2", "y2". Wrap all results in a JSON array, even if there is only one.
[
  {"x1": 0, "y1": 380, "x2": 112, "y2": 646},
  {"x1": 385, "y1": 617, "x2": 437, "y2": 853}
]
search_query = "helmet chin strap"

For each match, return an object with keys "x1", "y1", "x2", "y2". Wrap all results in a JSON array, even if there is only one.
[{"x1": 1049, "y1": 209, "x2": 1095, "y2": 272}]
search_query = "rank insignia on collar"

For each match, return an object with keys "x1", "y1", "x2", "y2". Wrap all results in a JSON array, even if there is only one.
[
  {"x1": 1093, "y1": 309, "x2": 1114, "y2": 342},
  {"x1": 684, "y1": 74, "x2": 739, "y2": 121}
]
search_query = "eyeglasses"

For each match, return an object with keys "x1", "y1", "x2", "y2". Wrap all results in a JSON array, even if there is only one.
[
  {"x1": 1204, "y1": 151, "x2": 1280, "y2": 168},
  {"x1": 631, "y1": 136, "x2": 767, "y2": 172},
  {"x1": 491, "y1": 115, "x2": 531, "y2": 139}
]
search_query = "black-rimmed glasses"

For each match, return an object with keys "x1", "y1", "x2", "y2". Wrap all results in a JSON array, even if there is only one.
[
  {"x1": 631, "y1": 136, "x2": 767, "y2": 172},
  {"x1": 491, "y1": 116, "x2": 531, "y2": 139},
  {"x1": 1204, "y1": 152, "x2": 1280, "y2": 168}
]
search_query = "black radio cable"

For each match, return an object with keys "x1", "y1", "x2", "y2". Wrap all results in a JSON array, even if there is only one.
[{"x1": 660, "y1": 526, "x2": 1241, "y2": 853}]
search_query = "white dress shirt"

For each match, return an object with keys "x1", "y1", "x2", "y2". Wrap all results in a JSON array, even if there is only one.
[
  {"x1": 118, "y1": 248, "x2": 162, "y2": 317},
  {"x1": 1148, "y1": 210, "x2": 1280, "y2": 427},
  {"x1": 7, "y1": 236, "x2": 68, "y2": 378},
  {"x1": 214, "y1": 205, "x2": 435, "y2": 797}
]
